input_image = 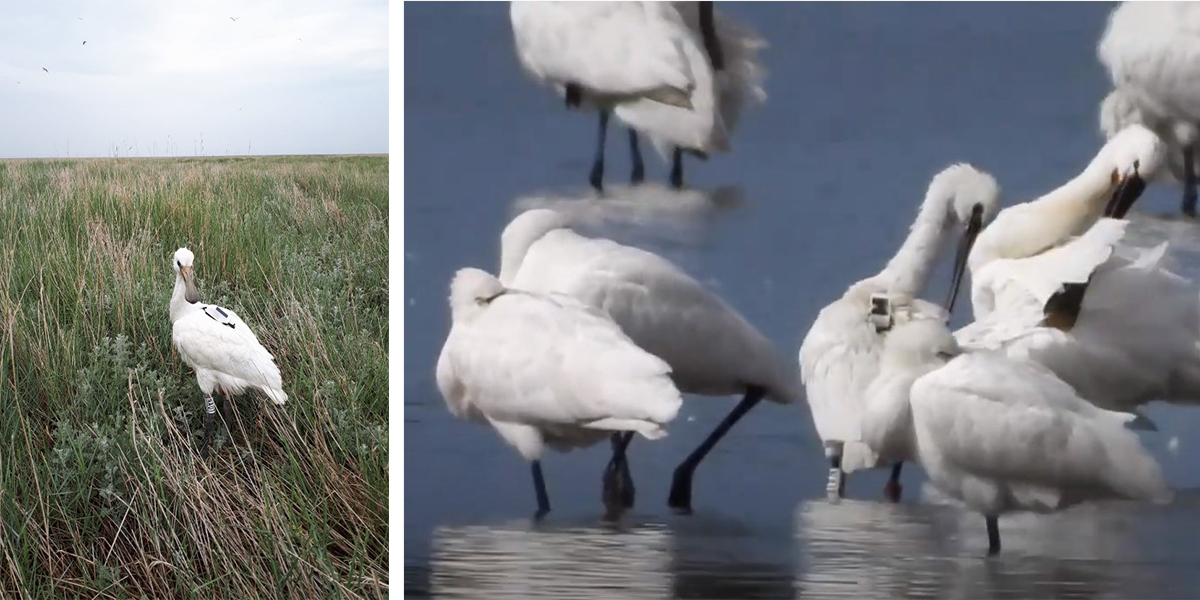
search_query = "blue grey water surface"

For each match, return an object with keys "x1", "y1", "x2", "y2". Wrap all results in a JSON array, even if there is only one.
[{"x1": 404, "y1": 3, "x2": 1200, "y2": 598}]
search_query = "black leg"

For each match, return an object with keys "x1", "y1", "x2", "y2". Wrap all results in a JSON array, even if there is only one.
[
  {"x1": 219, "y1": 390, "x2": 236, "y2": 446},
  {"x1": 669, "y1": 147, "x2": 684, "y2": 189},
  {"x1": 884, "y1": 462, "x2": 903, "y2": 502},
  {"x1": 628, "y1": 129, "x2": 645, "y2": 184},
  {"x1": 986, "y1": 516, "x2": 1001, "y2": 556},
  {"x1": 589, "y1": 110, "x2": 610, "y2": 192},
  {"x1": 200, "y1": 394, "x2": 217, "y2": 459},
  {"x1": 602, "y1": 432, "x2": 636, "y2": 520},
  {"x1": 532, "y1": 460, "x2": 551, "y2": 520},
  {"x1": 826, "y1": 452, "x2": 845, "y2": 499},
  {"x1": 668, "y1": 386, "x2": 766, "y2": 513},
  {"x1": 1183, "y1": 146, "x2": 1197, "y2": 217}
]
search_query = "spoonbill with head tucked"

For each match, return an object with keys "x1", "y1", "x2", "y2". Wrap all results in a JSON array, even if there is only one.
[
  {"x1": 864, "y1": 318, "x2": 1170, "y2": 556},
  {"x1": 169, "y1": 248, "x2": 287, "y2": 459},
  {"x1": 499, "y1": 207, "x2": 799, "y2": 514},
  {"x1": 799, "y1": 164, "x2": 999, "y2": 502},
  {"x1": 1098, "y1": 88, "x2": 1200, "y2": 216},
  {"x1": 1099, "y1": 1, "x2": 1200, "y2": 215},
  {"x1": 509, "y1": 1, "x2": 764, "y2": 191},
  {"x1": 436, "y1": 267, "x2": 682, "y2": 519}
]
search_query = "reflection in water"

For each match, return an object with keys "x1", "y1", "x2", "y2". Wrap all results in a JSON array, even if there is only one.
[
  {"x1": 510, "y1": 183, "x2": 745, "y2": 249},
  {"x1": 425, "y1": 515, "x2": 795, "y2": 599},
  {"x1": 794, "y1": 496, "x2": 1197, "y2": 599}
]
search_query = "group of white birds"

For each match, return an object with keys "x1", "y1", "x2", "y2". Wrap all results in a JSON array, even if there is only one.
[{"x1": 431, "y1": 1, "x2": 1200, "y2": 557}]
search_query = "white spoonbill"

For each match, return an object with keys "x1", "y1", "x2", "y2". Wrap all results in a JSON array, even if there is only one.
[
  {"x1": 436, "y1": 267, "x2": 682, "y2": 518},
  {"x1": 169, "y1": 248, "x2": 287, "y2": 458},
  {"x1": 509, "y1": 1, "x2": 763, "y2": 191},
  {"x1": 864, "y1": 318, "x2": 1170, "y2": 556},
  {"x1": 1099, "y1": 88, "x2": 1200, "y2": 216},
  {"x1": 1099, "y1": 1, "x2": 1200, "y2": 215},
  {"x1": 954, "y1": 126, "x2": 1200, "y2": 412},
  {"x1": 798, "y1": 164, "x2": 999, "y2": 501},
  {"x1": 499, "y1": 207, "x2": 799, "y2": 514}
]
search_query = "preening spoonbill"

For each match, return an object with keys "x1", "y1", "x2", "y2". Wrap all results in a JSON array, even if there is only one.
[
  {"x1": 865, "y1": 318, "x2": 1170, "y2": 556},
  {"x1": 509, "y1": 1, "x2": 763, "y2": 191},
  {"x1": 435, "y1": 267, "x2": 682, "y2": 518},
  {"x1": 1099, "y1": 1, "x2": 1200, "y2": 215},
  {"x1": 169, "y1": 248, "x2": 287, "y2": 458},
  {"x1": 1099, "y1": 88, "x2": 1200, "y2": 216},
  {"x1": 955, "y1": 126, "x2": 1200, "y2": 412},
  {"x1": 798, "y1": 164, "x2": 999, "y2": 501},
  {"x1": 499, "y1": 208, "x2": 799, "y2": 514}
]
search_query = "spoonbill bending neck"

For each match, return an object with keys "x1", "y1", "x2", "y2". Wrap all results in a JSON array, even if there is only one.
[
  {"x1": 499, "y1": 207, "x2": 798, "y2": 514},
  {"x1": 169, "y1": 247, "x2": 287, "y2": 459},
  {"x1": 799, "y1": 163, "x2": 998, "y2": 502}
]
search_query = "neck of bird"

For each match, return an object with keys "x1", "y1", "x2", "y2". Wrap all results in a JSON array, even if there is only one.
[
  {"x1": 170, "y1": 273, "x2": 192, "y2": 322},
  {"x1": 498, "y1": 226, "x2": 557, "y2": 285},
  {"x1": 1026, "y1": 164, "x2": 1112, "y2": 238},
  {"x1": 875, "y1": 188, "x2": 952, "y2": 297}
]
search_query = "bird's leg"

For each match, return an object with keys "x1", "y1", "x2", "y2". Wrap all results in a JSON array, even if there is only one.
[
  {"x1": 668, "y1": 386, "x2": 766, "y2": 514},
  {"x1": 602, "y1": 432, "x2": 636, "y2": 520},
  {"x1": 200, "y1": 394, "x2": 217, "y2": 459},
  {"x1": 531, "y1": 460, "x2": 551, "y2": 520},
  {"x1": 884, "y1": 462, "x2": 903, "y2": 502},
  {"x1": 628, "y1": 129, "x2": 645, "y2": 184},
  {"x1": 219, "y1": 390, "x2": 236, "y2": 447},
  {"x1": 669, "y1": 147, "x2": 684, "y2": 189},
  {"x1": 986, "y1": 515, "x2": 1001, "y2": 556},
  {"x1": 589, "y1": 110, "x2": 610, "y2": 192},
  {"x1": 1183, "y1": 145, "x2": 1197, "y2": 217},
  {"x1": 826, "y1": 452, "x2": 846, "y2": 500}
]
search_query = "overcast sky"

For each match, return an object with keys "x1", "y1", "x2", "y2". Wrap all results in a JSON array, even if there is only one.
[{"x1": 0, "y1": 0, "x2": 388, "y2": 158}]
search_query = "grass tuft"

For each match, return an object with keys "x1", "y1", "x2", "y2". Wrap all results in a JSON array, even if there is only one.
[{"x1": 0, "y1": 155, "x2": 389, "y2": 598}]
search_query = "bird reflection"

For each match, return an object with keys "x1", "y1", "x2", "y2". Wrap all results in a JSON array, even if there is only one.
[
  {"x1": 428, "y1": 513, "x2": 796, "y2": 599},
  {"x1": 511, "y1": 183, "x2": 745, "y2": 250},
  {"x1": 793, "y1": 494, "x2": 1197, "y2": 599}
]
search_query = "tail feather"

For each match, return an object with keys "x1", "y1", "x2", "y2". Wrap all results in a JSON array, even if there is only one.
[{"x1": 263, "y1": 386, "x2": 288, "y2": 405}]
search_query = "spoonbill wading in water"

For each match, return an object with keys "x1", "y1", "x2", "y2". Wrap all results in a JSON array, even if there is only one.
[
  {"x1": 954, "y1": 126, "x2": 1200, "y2": 417},
  {"x1": 863, "y1": 318, "x2": 1170, "y2": 556},
  {"x1": 436, "y1": 267, "x2": 682, "y2": 519},
  {"x1": 799, "y1": 164, "x2": 999, "y2": 502},
  {"x1": 169, "y1": 248, "x2": 287, "y2": 458},
  {"x1": 1098, "y1": 1, "x2": 1200, "y2": 216},
  {"x1": 509, "y1": 1, "x2": 764, "y2": 191},
  {"x1": 498, "y1": 208, "x2": 799, "y2": 514}
]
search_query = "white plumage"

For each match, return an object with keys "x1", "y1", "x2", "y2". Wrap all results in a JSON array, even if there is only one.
[
  {"x1": 864, "y1": 318, "x2": 1171, "y2": 555},
  {"x1": 1098, "y1": 2, "x2": 1200, "y2": 214},
  {"x1": 957, "y1": 125, "x2": 1200, "y2": 411},
  {"x1": 498, "y1": 207, "x2": 796, "y2": 512},
  {"x1": 509, "y1": 1, "x2": 764, "y2": 190},
  {"x1": 798, "y1": 164, "x2": 999, "y2": 498},
  {"x1": 436, "y1": 267, "x2": 682, "y2": 516},
  {"x1": 169, "y1": 247, "x2": 287, "y2": 457}
]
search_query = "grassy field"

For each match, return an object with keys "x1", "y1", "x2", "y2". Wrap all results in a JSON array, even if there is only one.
[{"x1": 0, "y1": 156, "x2": 389, "y2": 598}]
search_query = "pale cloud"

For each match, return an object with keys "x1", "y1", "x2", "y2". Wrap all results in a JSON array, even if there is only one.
[{"x1": 0, "y1": 0, "x2": 388, "y2": 158}]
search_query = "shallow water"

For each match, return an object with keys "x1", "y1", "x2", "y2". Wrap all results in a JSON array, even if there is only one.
[{"x1": 405, "y1": 3, "x2": 1200, "y2": 597}]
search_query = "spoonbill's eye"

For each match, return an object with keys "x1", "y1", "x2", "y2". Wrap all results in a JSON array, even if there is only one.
[
  {"x1": 936, "y1": 350, "x2": 957, "y2": 361},
  {"x1": 176, "y1": 260, "x2": 181, "y2": 267}
]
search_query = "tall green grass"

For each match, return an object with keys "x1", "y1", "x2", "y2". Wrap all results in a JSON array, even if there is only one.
[{"x1": 0, "y1": 156, "x2": 389, "y2": 598}]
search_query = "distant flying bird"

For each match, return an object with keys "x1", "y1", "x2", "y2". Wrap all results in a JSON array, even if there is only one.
[
  {"x1": 42, "y1": 67, "x2": 48, "y2": 73},
  {"x1": 230, "y1": 16, "x2": 239, "y2": 22},
  {"x1": 82, "y1": 41, "x2": 86, "y2": 46},
  {"x1": 297, "y1": 38, "x2": 303, "y2": 42}
]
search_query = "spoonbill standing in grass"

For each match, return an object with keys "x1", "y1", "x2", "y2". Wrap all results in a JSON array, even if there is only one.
[
  {"x1": 498, "y1": 208, "x2": 799, "y2": 514},
  {"x1": 169, "y1": 248, "x2": 287, "y2": 458},
  {"x1": 509, "y1": 1, "x2": 764, "y2": 191},
  {"x1": 954, "y1": 126, "x2": 1200, "y2": 414},
  {"x1": 1098, "y1": 1, "x2": 1200, "y2": 216},
  {"x1": 799, "y1": 164, "x2": 999, "y2": 502},
  {"x1": 863, "y1": 318, "x2": 1171, "y2": 556},
  {"x1": 435, "y1": 267, "x2": 682, "y2": 519}
]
